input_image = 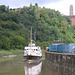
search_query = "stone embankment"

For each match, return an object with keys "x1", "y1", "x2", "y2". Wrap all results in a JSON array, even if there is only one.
[{"x1": 45, "y1": 52, "x2": 75, "y2": 75}]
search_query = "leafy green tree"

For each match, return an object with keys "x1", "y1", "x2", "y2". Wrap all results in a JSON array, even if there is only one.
[
  {"x1": 0, "y1": 5, "x2": 6, "y2": 12},
  {"x1": 0, "y1": 4, "x2": 74, "y2": 50},
  {"x1": 12, "y1": 36, "x2": 26, "y2": 49},
  {"x1": 63, "y1": 33, "x2": 74, "y2": 43},
  {"x1": 51, "y1": 18, "x2": 59, "y2": 26},
  {"x1": 0, "y1": 36, "x2": 10, "y2": 50}
]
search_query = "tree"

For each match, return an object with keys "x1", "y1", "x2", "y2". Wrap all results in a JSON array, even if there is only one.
[
  {"x1": 0, "y1": 5, "x2": 6, "y2": 12},
  {"x1": 0, "y1": 4, "x2": 74, "y2": 50},
  {"x1": 0, "y1": 36, "x2": 10, "y2": 50},
  {"x1": 12, "y1": 36, "x2": 26, "y2": 49},
  {"x1": 59, "y1": 21, "x2": 67, "y2": 41},
  {"x1": 51, "y1": 18, "x2": 59, "y2": 26}
]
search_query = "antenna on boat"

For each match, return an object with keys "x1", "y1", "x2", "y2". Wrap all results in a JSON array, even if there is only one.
[{"x1": 34, "y1": 32, "x2": 36, "y2": 44}]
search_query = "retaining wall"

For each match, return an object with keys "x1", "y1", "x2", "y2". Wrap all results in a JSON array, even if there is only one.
[{"x1": 45, "y1": 52, "x2": 75, "y2": 75}]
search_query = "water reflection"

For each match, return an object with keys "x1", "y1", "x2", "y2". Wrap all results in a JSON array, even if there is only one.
[{"x1": 24, "y1": 59, "x2": 42, "y2": 75}]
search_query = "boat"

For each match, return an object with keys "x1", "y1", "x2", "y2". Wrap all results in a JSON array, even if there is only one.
[{"x1": 24, "y1": 27, "x2": 42, "y2": 59}]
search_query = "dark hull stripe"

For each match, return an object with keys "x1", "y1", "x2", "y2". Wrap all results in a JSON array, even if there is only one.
[{"x1": 24, "y1": 56, "x2": 42, "y2": 59}]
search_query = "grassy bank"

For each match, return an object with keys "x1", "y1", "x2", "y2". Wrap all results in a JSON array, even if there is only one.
[
  {"x1": 0, "y1": 49, "x2": 46, "y2": 58},
  {"x1": 0, "y1": 49, "x2": 46, "y2": 63},
  {"x1": 42, "y1": 50, "x2": 46, "y2": 58},
  {"x1": 0, "y1": 50, "x2": 24, "y2": 57}
]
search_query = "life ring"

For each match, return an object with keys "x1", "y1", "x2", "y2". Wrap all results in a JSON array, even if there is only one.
[{"x1": 72, "y1": 46, "x2": 75, "y2": 49}]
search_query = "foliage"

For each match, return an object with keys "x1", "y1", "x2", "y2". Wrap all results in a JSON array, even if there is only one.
[{"x1": 0, "y1": 4, "x2": 75, "y2": 50}]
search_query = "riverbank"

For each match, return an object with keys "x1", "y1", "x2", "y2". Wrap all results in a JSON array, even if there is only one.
[
  {"x1": 0, "y1": 49, "x2": 46, "y2": 58},
  {"x1": 42, "y1": 50, "x2": 46, "y2": 58},
  {"x1": 0, "y1": 49, "x2": 45, "y2": 64},
  {"x1": 0, "y1": 50, "x2": 24, "y2": 57}
]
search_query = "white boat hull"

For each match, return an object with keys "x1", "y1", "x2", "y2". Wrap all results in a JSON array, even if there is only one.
[{"x1": 24, "y1": 46, "x2": 42, "y2": 59}]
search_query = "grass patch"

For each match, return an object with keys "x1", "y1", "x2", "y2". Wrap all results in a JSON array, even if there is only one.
[
  {"x1": 0, "y1": 49, "x2": 24, "y2": 57},
  {"x1": 42, "y1": 50, "x2": 46, "y2": 58}
]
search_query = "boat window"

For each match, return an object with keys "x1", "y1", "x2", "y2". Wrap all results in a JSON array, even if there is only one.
[{"x1": 36, "y1": 49, "x2": 38, "y2": 51}]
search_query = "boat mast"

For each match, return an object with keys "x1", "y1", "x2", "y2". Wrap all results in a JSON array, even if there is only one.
[
  {"x1": 34, "y1": 32, "x2": 36, "y2": 44},
  {"x1": 30, "y1": 27, "x2": 32, "y2": 46}
]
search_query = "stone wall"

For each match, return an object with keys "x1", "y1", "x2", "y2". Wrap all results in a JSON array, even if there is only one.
[{"x1": 45, "y1": 52, "x2": 75, "y2": 75}]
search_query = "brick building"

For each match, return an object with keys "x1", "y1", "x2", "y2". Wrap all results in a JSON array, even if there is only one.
[
  {"x1": 14, "y1": 8, "x2": 21, "y2": 12},
  {"x1": 68, "y1": 16, "x2": 75, "y2": 26},
  {"x1": 10, "y1": 8, "x2": 21, "y2": 12}
]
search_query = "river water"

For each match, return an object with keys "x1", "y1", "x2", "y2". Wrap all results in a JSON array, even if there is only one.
[{"x1": 0, "y1": 55, "x2": 74, "y2": 75}]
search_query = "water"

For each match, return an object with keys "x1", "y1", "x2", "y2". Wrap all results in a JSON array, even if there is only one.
[
  {"x1": 0, "y1": 55, "x2": 75, "y2": 75},
  {"x1": 0, "y1": 55, "x2": 24, "y2": 75}
]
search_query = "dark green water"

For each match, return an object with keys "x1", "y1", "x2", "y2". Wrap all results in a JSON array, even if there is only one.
[{"x1": 0, "y1": 55, "x2": 74, "y2": 75}]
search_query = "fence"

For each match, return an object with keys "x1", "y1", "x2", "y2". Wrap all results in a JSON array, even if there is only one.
[{"x1": 49, "y1": 43, "x2": 75, "y2": 53}]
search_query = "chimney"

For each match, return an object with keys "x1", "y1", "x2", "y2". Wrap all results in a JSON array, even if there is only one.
[{"x1": 70, "y1": 5, "x2": 73, "y2": 16}]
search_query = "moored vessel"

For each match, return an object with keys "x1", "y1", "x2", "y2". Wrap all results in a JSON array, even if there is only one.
[{"x1": 24, "y1": 27, "x2": 42, "y2": 59}]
